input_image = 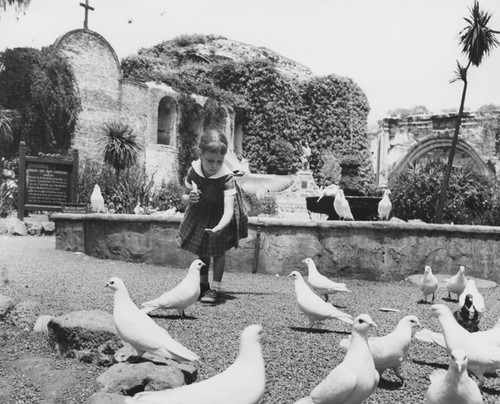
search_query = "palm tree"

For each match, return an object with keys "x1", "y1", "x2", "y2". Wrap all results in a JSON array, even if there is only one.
[
  {"x1": 435, "y1": 1, "x2": 499, "y2": 223},
  {"x1": 0, "y1": 108, "x2": 19, "y2": 159},
  {"x1": 0, "y1": 0, "x2": 30, "y2": 14},
  {"x1": 100, "y1": 121, "x2": 142, "y2": 182}
]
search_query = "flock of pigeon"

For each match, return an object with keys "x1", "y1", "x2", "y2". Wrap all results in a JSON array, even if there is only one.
[
  {"x1": 101, "y1": 255, "x2": 497, "y2": 404},
  {"x1": 317, "y1": 184, "x2": 392, "y2": 221}
]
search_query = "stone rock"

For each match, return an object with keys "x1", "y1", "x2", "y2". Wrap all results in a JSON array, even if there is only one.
[
  {"x1": 24, "y1": 219, "x2": 43, "y2": 236},
  {"x1": 0, "y1": 294, "x2": 15, "y2": 319},
  {"x1": 33, "y1": 314, "x2": 56, "y2": 334},
  {"x1": 0, "y1": 220, "x2": 8, "y2": 235},
  {"x1": 86, "y1": 392, "x2": 129, "y2": 404},
  {"x1": 42, "y1": 221, "x2": 55, "y2": 235},
  {"x1": 114, "y1": 343, "x2": 198, "y2": 384},
  {"x1": 8, "y1": 300, "x2": 41, "y2": 330},
  {"x1": 5, "y1": 217, "x2": 27, "y2": 236},
  {"x1": 47, "y1": 310, "x2": 121, "y2": 364},
  {"x1": 96, "y1": 362, "x2": 185, "y2": 395}
]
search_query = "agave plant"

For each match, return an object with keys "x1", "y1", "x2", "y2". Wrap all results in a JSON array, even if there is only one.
[
  {"x1": 0, "y1": 109, "x2": 19, "y2": 158},
  {"x1": 100, "y1": 121, "x2": 142, "y2": 182}
]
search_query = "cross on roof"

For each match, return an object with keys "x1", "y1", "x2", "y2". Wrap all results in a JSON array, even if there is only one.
[{"x1": 79, "y1": 0, "x2": 95, "y2": 30}]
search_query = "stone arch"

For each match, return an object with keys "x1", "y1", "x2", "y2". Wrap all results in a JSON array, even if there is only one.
[
  {"x1": 390, "y1": 136, "x2": 494, "y2": 178},
  {"x1": 157, "y1": 96, "x2": 178, "y2": 146}
]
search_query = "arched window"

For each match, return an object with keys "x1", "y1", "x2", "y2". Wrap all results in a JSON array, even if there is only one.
[{"x1": 157, "y1": 97, "x2": 177, "y2": 146}]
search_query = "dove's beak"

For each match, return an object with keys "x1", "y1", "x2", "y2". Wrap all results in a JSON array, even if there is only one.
[{"x1": 369, "y1": 320, "x2": 378, "y2": 328}]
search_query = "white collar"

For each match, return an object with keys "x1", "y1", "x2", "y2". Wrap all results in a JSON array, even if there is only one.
[{"x1": 192, "y1": 159, "x2": 233, "y2": 179}]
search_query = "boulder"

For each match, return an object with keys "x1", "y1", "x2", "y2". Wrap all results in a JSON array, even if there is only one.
[
  {"x1": 96, "y1": 362, "x2": 185, "y2": 395},
  {"x1": 8, "y1": 300, "x2": 41, "y2": 330},
  {"x1": 33, "y1": 315, "x2": 56, "y2": 334},
  {"x1": 114, "y1": 343, "x2": 198, "y2": 384},
  {"x1": 24, "y1": 220, "x2": 43, "y2": 236},
  {"x1": 0, "y1": 294, "x2": 15, "y2": 319},
  {"x1": 42, "y1": 221, "x2": 55, "y2": 235},
  {"x1": 47, "y1": 310, "x2": 121, "y2": 364},
  {"x1": 5, "y1": 217, "x2": 27, "y2": 236}
]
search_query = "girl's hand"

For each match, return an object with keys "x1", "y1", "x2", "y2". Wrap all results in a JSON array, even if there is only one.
[
  {"x1": 189, "y1": 190, "x2": 200, "y2": 204},
  {"x1": 205, "y1": 226, "x2": 222, "y2": 235}
]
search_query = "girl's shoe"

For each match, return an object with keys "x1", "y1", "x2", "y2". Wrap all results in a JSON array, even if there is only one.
[
  {"x1": 201, "y1": 289, "x2": 222, "y2": 303},
  {"x1": 199, "y1": 282, "x2": 211, "y2": 300}
]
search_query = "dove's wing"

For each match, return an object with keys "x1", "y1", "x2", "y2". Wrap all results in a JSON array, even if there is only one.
[
  {"x1": 236, "y1": 172, "x2": 294, "y2": 194},
  {"x1": 309, "y1": 273, "x2": 349, "y2": 294},
  {"x1": 141, "y1": 278, "x2": 198, "y2": 312},
  {"x1": 414, "y1": 329, "x2": 447, "y2": 348},
  {"x1": 309, "y1": 364, "x2": 357, "y2": 404}
]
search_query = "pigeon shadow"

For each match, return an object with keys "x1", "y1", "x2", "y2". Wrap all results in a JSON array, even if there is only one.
[
  {"x1": 225, "y1": 291, "x2": 281, "y2": 296},
  {"x1": 377, "y1": 377, "x2": 403, "y2": 391},
  {"x1": 417, "y1": 299, "x2": 433, "y2": 305},
  {"x1": 148, "y1": 313, "x2": 197, "y2": 321},
  {"x1": 411, "y1": 359, "x2": 448, "y2": 370},
  {"x1": 289, "y1": 326, "x2": 334, "y2": 334},
  {"x1": 441, "y1": 297, "x2": 458, "y2": 303}
]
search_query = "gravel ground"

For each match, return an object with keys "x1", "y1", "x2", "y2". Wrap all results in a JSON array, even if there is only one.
[{"x1": 1, "y1": 235, "x2": 500, "y2": 403}]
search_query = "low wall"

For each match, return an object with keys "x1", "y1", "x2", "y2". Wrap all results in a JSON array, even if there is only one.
[{"x1": 53, "y1": 213, "x2": 500, "y2": 282}]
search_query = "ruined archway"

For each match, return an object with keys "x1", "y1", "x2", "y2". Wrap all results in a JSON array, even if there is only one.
[{"x1": 390, "y1": 136, "x2": 494, "y2": 178}]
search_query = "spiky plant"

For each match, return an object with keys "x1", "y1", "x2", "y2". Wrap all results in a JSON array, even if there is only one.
[
  {"x1": 435, "y1": 1, "x2": 500, "y2": 223},
  {"x1": 0, "y1": 109, "x2": 19, "y2": 158},
  {"x1": 100, "y1": 121, "x2": 142, "y2": 182}
]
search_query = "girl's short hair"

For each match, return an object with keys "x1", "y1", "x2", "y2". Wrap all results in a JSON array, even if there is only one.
[{"x1": 199, "y1": 127, "x2": 228, "y2": 155}]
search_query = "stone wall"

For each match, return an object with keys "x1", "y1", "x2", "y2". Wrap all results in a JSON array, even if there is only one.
[{"x1": 53, "y1": 213, "x2": 500, "y2": 282}]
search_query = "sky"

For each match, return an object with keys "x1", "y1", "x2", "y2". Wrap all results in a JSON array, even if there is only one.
[{"x1": 1, "y1": 0, "x2": 500, "y2": 125}]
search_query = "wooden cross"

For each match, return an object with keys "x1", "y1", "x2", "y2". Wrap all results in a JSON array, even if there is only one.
[{"x1": 79, "y1": 0, "x2": 95, "y2": 30}]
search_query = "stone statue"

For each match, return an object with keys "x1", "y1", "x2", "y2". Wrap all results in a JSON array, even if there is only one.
[{"x1": 301, "y1": 142, "x2": 312, "y2": 171}]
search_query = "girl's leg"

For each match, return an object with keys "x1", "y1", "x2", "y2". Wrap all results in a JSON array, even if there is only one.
[
  {"x1": 212, "y1": 255, "x2": 225, "y2": 290},
  {"x1": 199, "y1": 256, "x2": 211, "y2": 295}
]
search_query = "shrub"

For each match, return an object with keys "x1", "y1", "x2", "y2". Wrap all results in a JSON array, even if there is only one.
[
  {"x1": 389, "y1": 157, "x2": 496, "y2": 224},
  {"x1": 241, "y1": 190, "x2": 278, "y2": 216},
  {"x1": 149, "y1": 180, "x2": 184, "y2": 212}
]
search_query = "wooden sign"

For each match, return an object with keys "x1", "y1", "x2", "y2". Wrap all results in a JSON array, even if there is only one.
[{"x1": 17, "y1": 142, "x2": 79, "y2": 220}]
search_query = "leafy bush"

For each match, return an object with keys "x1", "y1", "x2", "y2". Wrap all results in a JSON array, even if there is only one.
[
  {"x1": 241, "y1": 190, "x2": 278, "y2": 216},
  {"x1": 172, "y1": 34, "x2": 207, "y2": 47},
  {"x1": 149, "y1": 180, "x2": 184, "y2": 212},
  {"x1": 319, "y1": 150, "x2": 342, "y2": 186},
  {"x1": 389, "y1": 158, "x2": 498, "y2": 224}
]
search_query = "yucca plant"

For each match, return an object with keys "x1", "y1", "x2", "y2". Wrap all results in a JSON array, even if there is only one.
[
  {"x1": 100, "y1": 121, "x2": 142, "y2": 182},
  {"x1": 0, "y1": 109, "x2": 19, "y2": 159},
  {"x1": 435, "y1": 1, "x2": 499, "y2": 223}
]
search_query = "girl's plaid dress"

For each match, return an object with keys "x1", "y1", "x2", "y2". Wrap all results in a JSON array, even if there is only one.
[{"x1": 177, "y1": 159, "x2": 248, "y2": 257}]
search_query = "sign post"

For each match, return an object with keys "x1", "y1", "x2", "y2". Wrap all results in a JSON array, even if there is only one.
[{"x1": 17, "y1": 142, "x2": 80, "y2": 220}]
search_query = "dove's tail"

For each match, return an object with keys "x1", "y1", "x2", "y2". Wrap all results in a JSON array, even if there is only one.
[
  {"x1": 294, "y1": 396, "x2": 315, "y2": 404},
  {"x1": 140, "y1": 305, "x2": 157, "y2": 314},
  {"x1": 335, "y1": 313, "x2": 354, "y2": 325},
  {"x1": 414, "y1": 328, "x2": 446, "y2": 348}
]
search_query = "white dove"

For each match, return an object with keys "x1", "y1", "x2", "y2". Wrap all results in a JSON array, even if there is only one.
[
  {"x1": 334, "y1": 189, "x2": 354, "y2": 220},
  {"x1": 141, "y1": 259, "x2": 205, "y2": 317},
  {"x1": 339, "y1": 315, "x2": 420, "y2": 384},
  {"x1": 420, "y1": 265, "x2": 439, "y2": 303},
  {"x1": 415, "y1": 318, "x2": 500, "y2": 349},
  {"x1": 294, "y1": 314, "x2": 379, "y2": 404},
  {"x1": 458, "y1": 279, "x2": 485, "y2": 314},
  {"x1": 105, "y1": 277, "x2": 199, "y2": 362},
  {"x1": 224, "y1": 154, "x2": 294, "y2": 195},
  {"x1": 445, "y1": 266, "x2": 467, "y2": 300},
  {"x1": 90, "y1": 184, "x2": 106, "y2": 213},
  {"x1": 426, "y1": 348, "x2": 483, "y2": 404},
  {"x1": 431, "y1": 304, "x2": 500, "y2": 385},
  {"x1": 134, "y1": 201, "x2": 144, "y2": 214},
  {"x1": 126, "y1": 324, "x2": 265, "y2": 404},
  {"x1": 288, "y1": 271, "x2": 353, "y2": 328},
  {"x1": 378, "y1": 189, "x2": 392, "y2": 220},
  {"x1": 317, "y1": 184, "x2": 339, "y2": 201},
  {"x1": 302, "y1": 257, "x2": 351, "y2": 302}
]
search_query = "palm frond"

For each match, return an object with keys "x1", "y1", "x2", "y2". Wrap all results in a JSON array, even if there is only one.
[
  {"x1": 100, "y1": 121, "x2": 142, "y2": 172},
  {"x1": 459, "y1": 0, "x2": 500, "y2": 66},
  {"x1": 450, "y1": 60, "x2": 468, "y2": 83}
]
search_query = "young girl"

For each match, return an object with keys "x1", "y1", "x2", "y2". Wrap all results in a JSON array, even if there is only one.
[{"x1": 177, "y1": 128, "x2": 248, "y2": 303}]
